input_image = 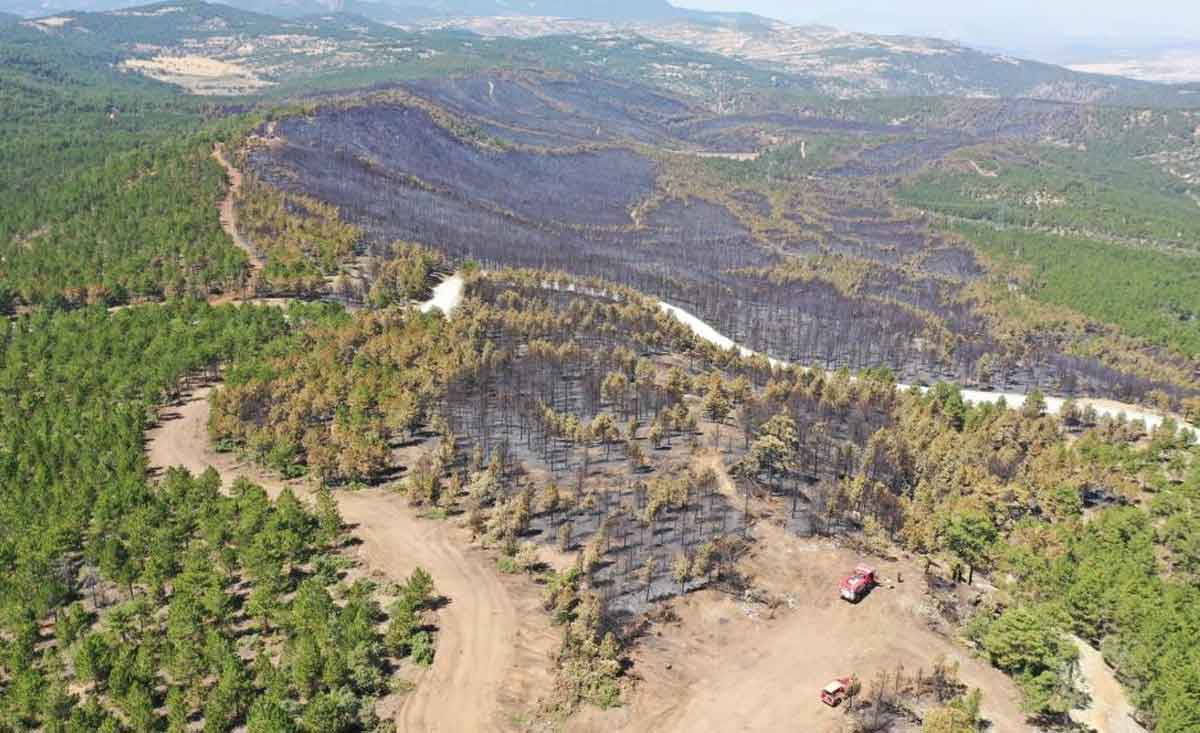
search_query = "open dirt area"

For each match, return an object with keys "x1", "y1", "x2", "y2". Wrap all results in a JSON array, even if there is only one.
[
  {"x1": 572, "y1": 537, "x2": 1031, "y2": 732},
  {"x1": 122, "y1": 55, "x2": 272, "y2": 95},
  {"x1": 146, "y1": 385, "x2": 556, "y2": 731},
  {"x1": 570, "y1": 455, "x2": 1031, "y2": 733}
]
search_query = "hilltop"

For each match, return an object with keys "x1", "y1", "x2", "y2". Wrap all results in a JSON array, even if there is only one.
[
  {"x1": 0, "y1": 0, "x2": 724, "y2": 21},
  {"x1": 0, "y1": 1, "x2": 803, "y2": 99},
  {"x1": 2, "y1": 0, "x2": 1196, "y2": 106},
  {"x1": 430, "y1": 13, "x2": 1198, "y2": 106}
]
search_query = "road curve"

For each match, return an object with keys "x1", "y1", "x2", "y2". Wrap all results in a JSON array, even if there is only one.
[
  {"x1": 145, "y1": 384, "x2": 552, "y2": 731},
  {"x1": 436, "y1": 275, "x2": 1194, "y2": 438}
]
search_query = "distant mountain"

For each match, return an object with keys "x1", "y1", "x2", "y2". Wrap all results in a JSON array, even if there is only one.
[
  {"x1": 0, "y1": 0, "x2": 763, "y2": 23},
  {"x1": 0, "y1": 0, "x2": 715, "y2": 21},
  {"x1": 0, "y1": 0, "x2": 795, "y2": 102},
  {"x1": 434, "y1": 14, "x2": 1197, "y2": 106},
  {"x1": 411, "y1": 0, "x2": 686, "y2": 22},
  {"x1": 0, "y1": 0, "x2": 126, "y2": 16},
  {"x1": 0, "y1": 9, "x2": 19, "y2": 21},
  {"x1": 5, "y1": 0, "x2": 1193, "y2": 108}
]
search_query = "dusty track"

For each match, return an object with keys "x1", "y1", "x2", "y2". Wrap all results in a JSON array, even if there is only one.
[
  {"x1": 1072, "y1": 637, "x2": 1146, "y2": 733},
  {"x1": 146, "y1": 386, "x2": 554, "y2": 731},
  {"x1": 212, "y1": 144, "x2": 265, "y2": 273}
]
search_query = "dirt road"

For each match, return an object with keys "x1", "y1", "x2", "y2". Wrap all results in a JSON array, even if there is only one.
[
  {"x1": 419, "y1": 274, "x2": 465, "y2": 316},
  {"x1": 1072, "y1": 637, "x2": 1145, "y2": 733},
  {"x1": 212, "y1": 144, "x2": 265, "y2": 273},
  {"x1": 146, "y1": 385, "x2": 554, "y2": 731}
]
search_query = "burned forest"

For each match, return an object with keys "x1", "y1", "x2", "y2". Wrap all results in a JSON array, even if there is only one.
[
  {"x1": 247, "y1": 74, "x2": 1200, "y2": 409},
  {"x1": 7, "y1": 7, "x2": 1200, "y2": 732}
]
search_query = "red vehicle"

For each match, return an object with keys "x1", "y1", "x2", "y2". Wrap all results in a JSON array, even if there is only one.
[
  {"x1": 839, "y1": 564, "x2": 877, "y2": 602},
  {"x1": 820, "y1": 676, "x2": 856, "y2": 706}
]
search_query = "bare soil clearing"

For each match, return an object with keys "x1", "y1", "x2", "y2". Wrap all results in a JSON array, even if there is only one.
[
  {"x1": 572, "y1": 534, "x2": 1031, "y2": 732},
  {"x1": 122, "y1": 55, "x2": 272, "y2": 95},
  {"x1": 572, "y1": 455, "x2": 1031, "y2": 733},
  {"x1": 145, "y1": 386, "x2": 555, "y2": 732}
]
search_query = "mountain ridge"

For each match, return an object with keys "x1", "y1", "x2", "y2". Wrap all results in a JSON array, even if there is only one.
[
  {"x1": 4, "y1": 0, "x2": 1196, "y2": 107},
  {"x1": 0, "y1": 0, "x2": 727, "y2": 21}
]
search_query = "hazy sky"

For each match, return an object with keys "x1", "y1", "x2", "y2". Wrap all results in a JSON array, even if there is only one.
[{"x1": 676, "y1": 0, "x2": 1200, "y2": 52}]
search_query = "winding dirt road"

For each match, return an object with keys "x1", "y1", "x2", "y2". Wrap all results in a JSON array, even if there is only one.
[
  {"x1": 212, "y1": 143, "x2": 265, "y2": 273},
  {"x1": 146, "y1": 386, "x2": 554, "y2": 731}
]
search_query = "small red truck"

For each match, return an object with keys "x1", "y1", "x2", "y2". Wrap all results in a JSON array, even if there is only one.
[
  {"x1": 820, "y1": 676, "x2": 855, "y2": 706},
  {"x1": 839, "y1": 564, "x2": 877, "y2": 603}
]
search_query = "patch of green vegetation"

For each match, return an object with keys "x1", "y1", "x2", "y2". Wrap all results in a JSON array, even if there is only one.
[
  {"x1": 956, "y1": 222, "x2": 1200, "y2": 356},
  {"x1": 862, "y1": 380, "x2": 1200, "y2": 725},
  {"x1": 696, "y1": 134, "x2": 888, "y2": 184},
  {"x1": 266, "y1": 53, "x2": 491, "y2": 96},
  {"x1": 0, "y1": 23, "x2": 253, "y2": 308},
  {"x1": 899, "y1": 145, "x2": 1200, "y2": 249},
  {"x1": 967, "y1": 603, "x2": 1081, "y2": 716},
  {"x1": 992, "y1": 458, "x2": 1200, "y2": 732},
  {"x1": 0, "y1": 301, "x2": 427, "y2": 730},
  {"x1": 236, "y1": 173, "x2": 359, "y2": 294}
]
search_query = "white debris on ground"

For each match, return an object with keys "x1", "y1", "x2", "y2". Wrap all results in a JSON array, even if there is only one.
[{"x1": 418, "y1": 274, "x2": 465, "y2": 316}]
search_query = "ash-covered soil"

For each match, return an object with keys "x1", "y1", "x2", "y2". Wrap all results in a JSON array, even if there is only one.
[{"x1": 249, "y1": 73, "x2": 1193, "y2": 405}]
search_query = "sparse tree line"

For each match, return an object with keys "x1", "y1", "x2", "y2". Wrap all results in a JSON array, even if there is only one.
[
  {"x1": 234, "y1": 170, "x2": 444, "y2": 301},
  {"x1": 209, "y1": 270, "x2": 776, "y2": 711},
  {"x1": 821, "y1": 660, "x2": 986, "y2": 733},
  {"x1": 209, "y1": 269, "x2": 707, "y2": 486}
]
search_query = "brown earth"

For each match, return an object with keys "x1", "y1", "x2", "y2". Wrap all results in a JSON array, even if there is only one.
[
  {"x1": 570, "y1": 453, "x2": 1032, "y2": 733},
  {"x1": 212, "y1": 143, "x2": 265, "y2": 273},
  {"x1": 145, "y1": 385, "x2": 556, "y2": 732},
  {"x1": 122, "y1": 56, "x2": 272, "y2": 96},
  {"x1": 1071, "y1": 637, "x2": 1146, "y2": 733}
]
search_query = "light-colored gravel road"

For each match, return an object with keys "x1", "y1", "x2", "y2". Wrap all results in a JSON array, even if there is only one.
[{"x1": 657, "y1": 300, "x2": 1197, "y2": 440}]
